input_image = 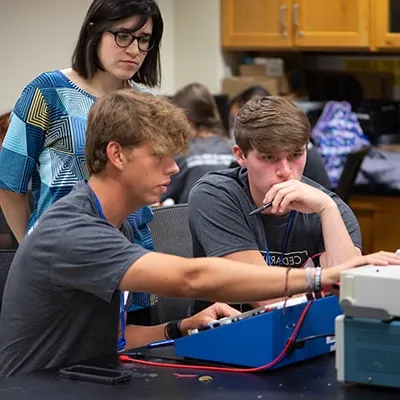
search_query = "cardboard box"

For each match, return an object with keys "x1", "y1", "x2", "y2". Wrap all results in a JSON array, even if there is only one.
[
  {"x1": 278, "y1": 75, "x2": 290, "y2": 95},
  {"x1": 239, "y1": 59, "x2": 284, "y2": 78},
  {"x1": 239, "y1": 64, "x2": 271, "y2": 77},
  {"x1": 239, "y1": 62, "x2": 288, "y2": 94},
  {"x1": 221, "y1": 77, "x2": 279, "y2": 98}
]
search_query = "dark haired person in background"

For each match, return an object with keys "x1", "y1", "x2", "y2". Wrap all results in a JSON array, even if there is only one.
[
  {"x1": 229, "y1": 86, "x2": 271, "y2": 125},
  {"x1": 161, "y1": 83, "x2": 235, "y2": 204}
]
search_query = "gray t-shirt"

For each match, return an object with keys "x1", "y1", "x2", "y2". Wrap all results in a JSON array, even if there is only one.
[
  {"x1": 161, "y1": 136, "x2": 235, "y2": 204},
  {"x1": 188, "y1": 168, "x2": 361, "y2": 312},
  {"x1": 0, "y1": 182, "x2": 149, "y2": 377}
]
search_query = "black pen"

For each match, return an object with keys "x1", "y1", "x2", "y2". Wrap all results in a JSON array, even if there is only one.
[{"x1": 249, "y1": 201, "x2": 273, "y2": 216}]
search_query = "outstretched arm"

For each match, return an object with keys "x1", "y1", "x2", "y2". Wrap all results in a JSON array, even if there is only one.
[{"x1": 119, "y1": 251, "x2": 400, "y2": 304}]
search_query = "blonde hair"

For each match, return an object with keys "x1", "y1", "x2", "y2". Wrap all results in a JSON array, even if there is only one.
[{"x1": 85, "y1": 89, "x2": 190, "y2": 175}]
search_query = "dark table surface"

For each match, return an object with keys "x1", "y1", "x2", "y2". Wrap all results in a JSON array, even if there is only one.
[{"x1": 1, "y1": 347, "x2": 400, "y2": 400}]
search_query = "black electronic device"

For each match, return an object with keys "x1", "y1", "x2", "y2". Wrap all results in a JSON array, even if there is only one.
[{"x1": 58, "y1": 365, "x2": 132, "y2": 385}]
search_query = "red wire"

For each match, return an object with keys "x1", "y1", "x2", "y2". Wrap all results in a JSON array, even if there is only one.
[
  {"x1": 120, "y1": 252, "x2": 335, "y2": 373},
  {"x1": 120, "y1": 301, "x2": 313, "y2": 373}
]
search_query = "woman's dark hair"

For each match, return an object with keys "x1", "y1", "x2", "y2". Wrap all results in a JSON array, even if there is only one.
[
  {"x1": 172, "y1": 83, "x2": 227, "y2": 137},
  {"x1": 72, "y1": 0, "x2": 163, "y2": 87},
  {"x1": 229, "y1": 86, "x2": 271, "y2": 109}
]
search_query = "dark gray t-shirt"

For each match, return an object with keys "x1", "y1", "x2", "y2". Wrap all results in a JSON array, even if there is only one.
[
  {"x1": 0, "y1": 182, "x2": 149, "y2": 378},
  {"x1": 188, "y1": 168, "x2": 361, "y2": 312},
  {"x1": 161, "y1": 136, "x2": 235, "y2": 204}
]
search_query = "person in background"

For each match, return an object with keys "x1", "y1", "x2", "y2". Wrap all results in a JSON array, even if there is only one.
[
  {"x1": 228, "y1": 86, "x2": 330, "y2": 189},
  {"x1": 189, "y1": 97, "x2": 362, "y2": 314},
  {"x1": 1, "y1": 89, "x2": 396, "y2": 378},
  {"x1": 160, "y1": 83, "x2": 235, "y2": 204},
  {"x1": 229, "y1": 86, "x2": 271, "y2": 125},
  {"x1": 0, "y1": 0, "x2": 164, "y2": 334}
]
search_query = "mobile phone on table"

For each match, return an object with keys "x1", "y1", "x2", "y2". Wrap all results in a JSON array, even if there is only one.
[{"x1": 58, "y1": 364, "x2": 132, "y2": 385}]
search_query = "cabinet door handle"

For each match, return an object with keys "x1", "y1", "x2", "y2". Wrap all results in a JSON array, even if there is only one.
[
  {"x1": 280, "y1": 4, "x2": 288, "y2": 37},
  {"x1": 292, "y1": 3, "x2": 303, "y2": 37}
]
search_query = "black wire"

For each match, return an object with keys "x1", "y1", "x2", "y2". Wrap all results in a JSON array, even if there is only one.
[
  {"x1": 295, "y1": 333, "x2": 335, "y2": 344},
  {"x1": 286, "y1": 333, "x2": 335, "y2": 354}
]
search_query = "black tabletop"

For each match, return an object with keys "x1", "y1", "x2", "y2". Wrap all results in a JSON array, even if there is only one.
[{"x1": 0, "y1": 348, "x2": 399, "y2": 400}]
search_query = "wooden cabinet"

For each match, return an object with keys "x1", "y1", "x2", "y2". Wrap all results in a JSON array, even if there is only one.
[
  {"x1": 373, "y1": 0, "x2": 400, "y2": 49},
  {"x1": 349, "y1": 196, "x2": 400, "y2": 254},
  {"x1": 293, "y1": 0, "x2": 369, "y2": 48},
  {"x1": 221, "y1": 0, "x2": 293, "y2": 49},
  {"x1": 221, "y1": 0, "x2": 370, "y2": 50}
]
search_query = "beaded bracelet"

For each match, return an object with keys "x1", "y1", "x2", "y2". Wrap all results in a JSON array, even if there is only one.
[{"x1": 314, "y1": 266, "x2": 322, "y2": 299}]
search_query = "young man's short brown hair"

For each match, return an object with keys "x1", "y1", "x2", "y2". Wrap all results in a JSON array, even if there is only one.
[
  {"x1": 234, "y1": 96, "x2": 310, "y2": 155},
  {"x1": 85, "y1": 89, "x2": 190, "y2": 175}
]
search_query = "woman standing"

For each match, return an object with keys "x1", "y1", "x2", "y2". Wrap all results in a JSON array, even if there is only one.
[{"x1": 0, "y1": 0, "x2": 162, "y2": 242}]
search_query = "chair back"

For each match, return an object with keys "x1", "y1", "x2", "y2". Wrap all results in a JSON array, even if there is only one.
[
  {"x1": 335, "y1": 146, "x2": 371, "y2": 203},
  {"x1": 149, "y1": 204, "x2": 194, "y2": 323},
  {"x1": 0, "y1": 250, "x2": 15, "y2": 313},
  {"x1": 0, "y1": 209, "x2": 18, "y2": 250},
  {"x1": 150, "y1": 204, "x2": 193, "y2": 257}
]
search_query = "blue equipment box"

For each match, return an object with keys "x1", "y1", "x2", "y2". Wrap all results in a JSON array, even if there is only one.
[{"x1": 175, "y1": 296, "x2": 342, "y2": 369}]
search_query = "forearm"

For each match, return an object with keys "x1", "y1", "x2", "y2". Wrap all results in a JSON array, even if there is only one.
[
  {"x1": 186, "y1": 258, "x2": 338, "y2": 303},
  {"x1": 319, "y1": 201, "x2": 360, "y2": 268},
  {"x1": 223, "y1": 252, "x2": 304, "y2": 309},
  {"x1": 121, "y1": 253, "x2": 338, "y2": 303},
  {"x1": 125, "y1": 324, "x2": 167, "y2": 349},
  {"x1": 0, "y1": 190, "x2": 30, "y2": 243},
  {"x1": 125, "y1": 318, "x2": 208, "y2": 349},
  {"x1": 187, "y1": 258, "x2": 333, "y2": 302}
]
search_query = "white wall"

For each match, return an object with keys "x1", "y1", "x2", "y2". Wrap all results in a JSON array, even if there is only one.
[
  {"x1": 174, "y1": 0, "x2": 224, "y2": 94},
  {"x1": 0, "y1": 0, "x2": 92, "y2": 114},
  {"x1": 0, "y1": 0, "x2": 224, "y2": 113},
  {"x1": 154, "y1": 0, "x2": 176, "y2": 95}
]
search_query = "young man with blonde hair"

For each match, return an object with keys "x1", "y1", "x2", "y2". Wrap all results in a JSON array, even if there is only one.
[
  {"x1": 1, "y1": 90, "x2": 398, "y2": 378},
  {"x1": 189, "y1": 96, "x2": 364, "y2": 313}
]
